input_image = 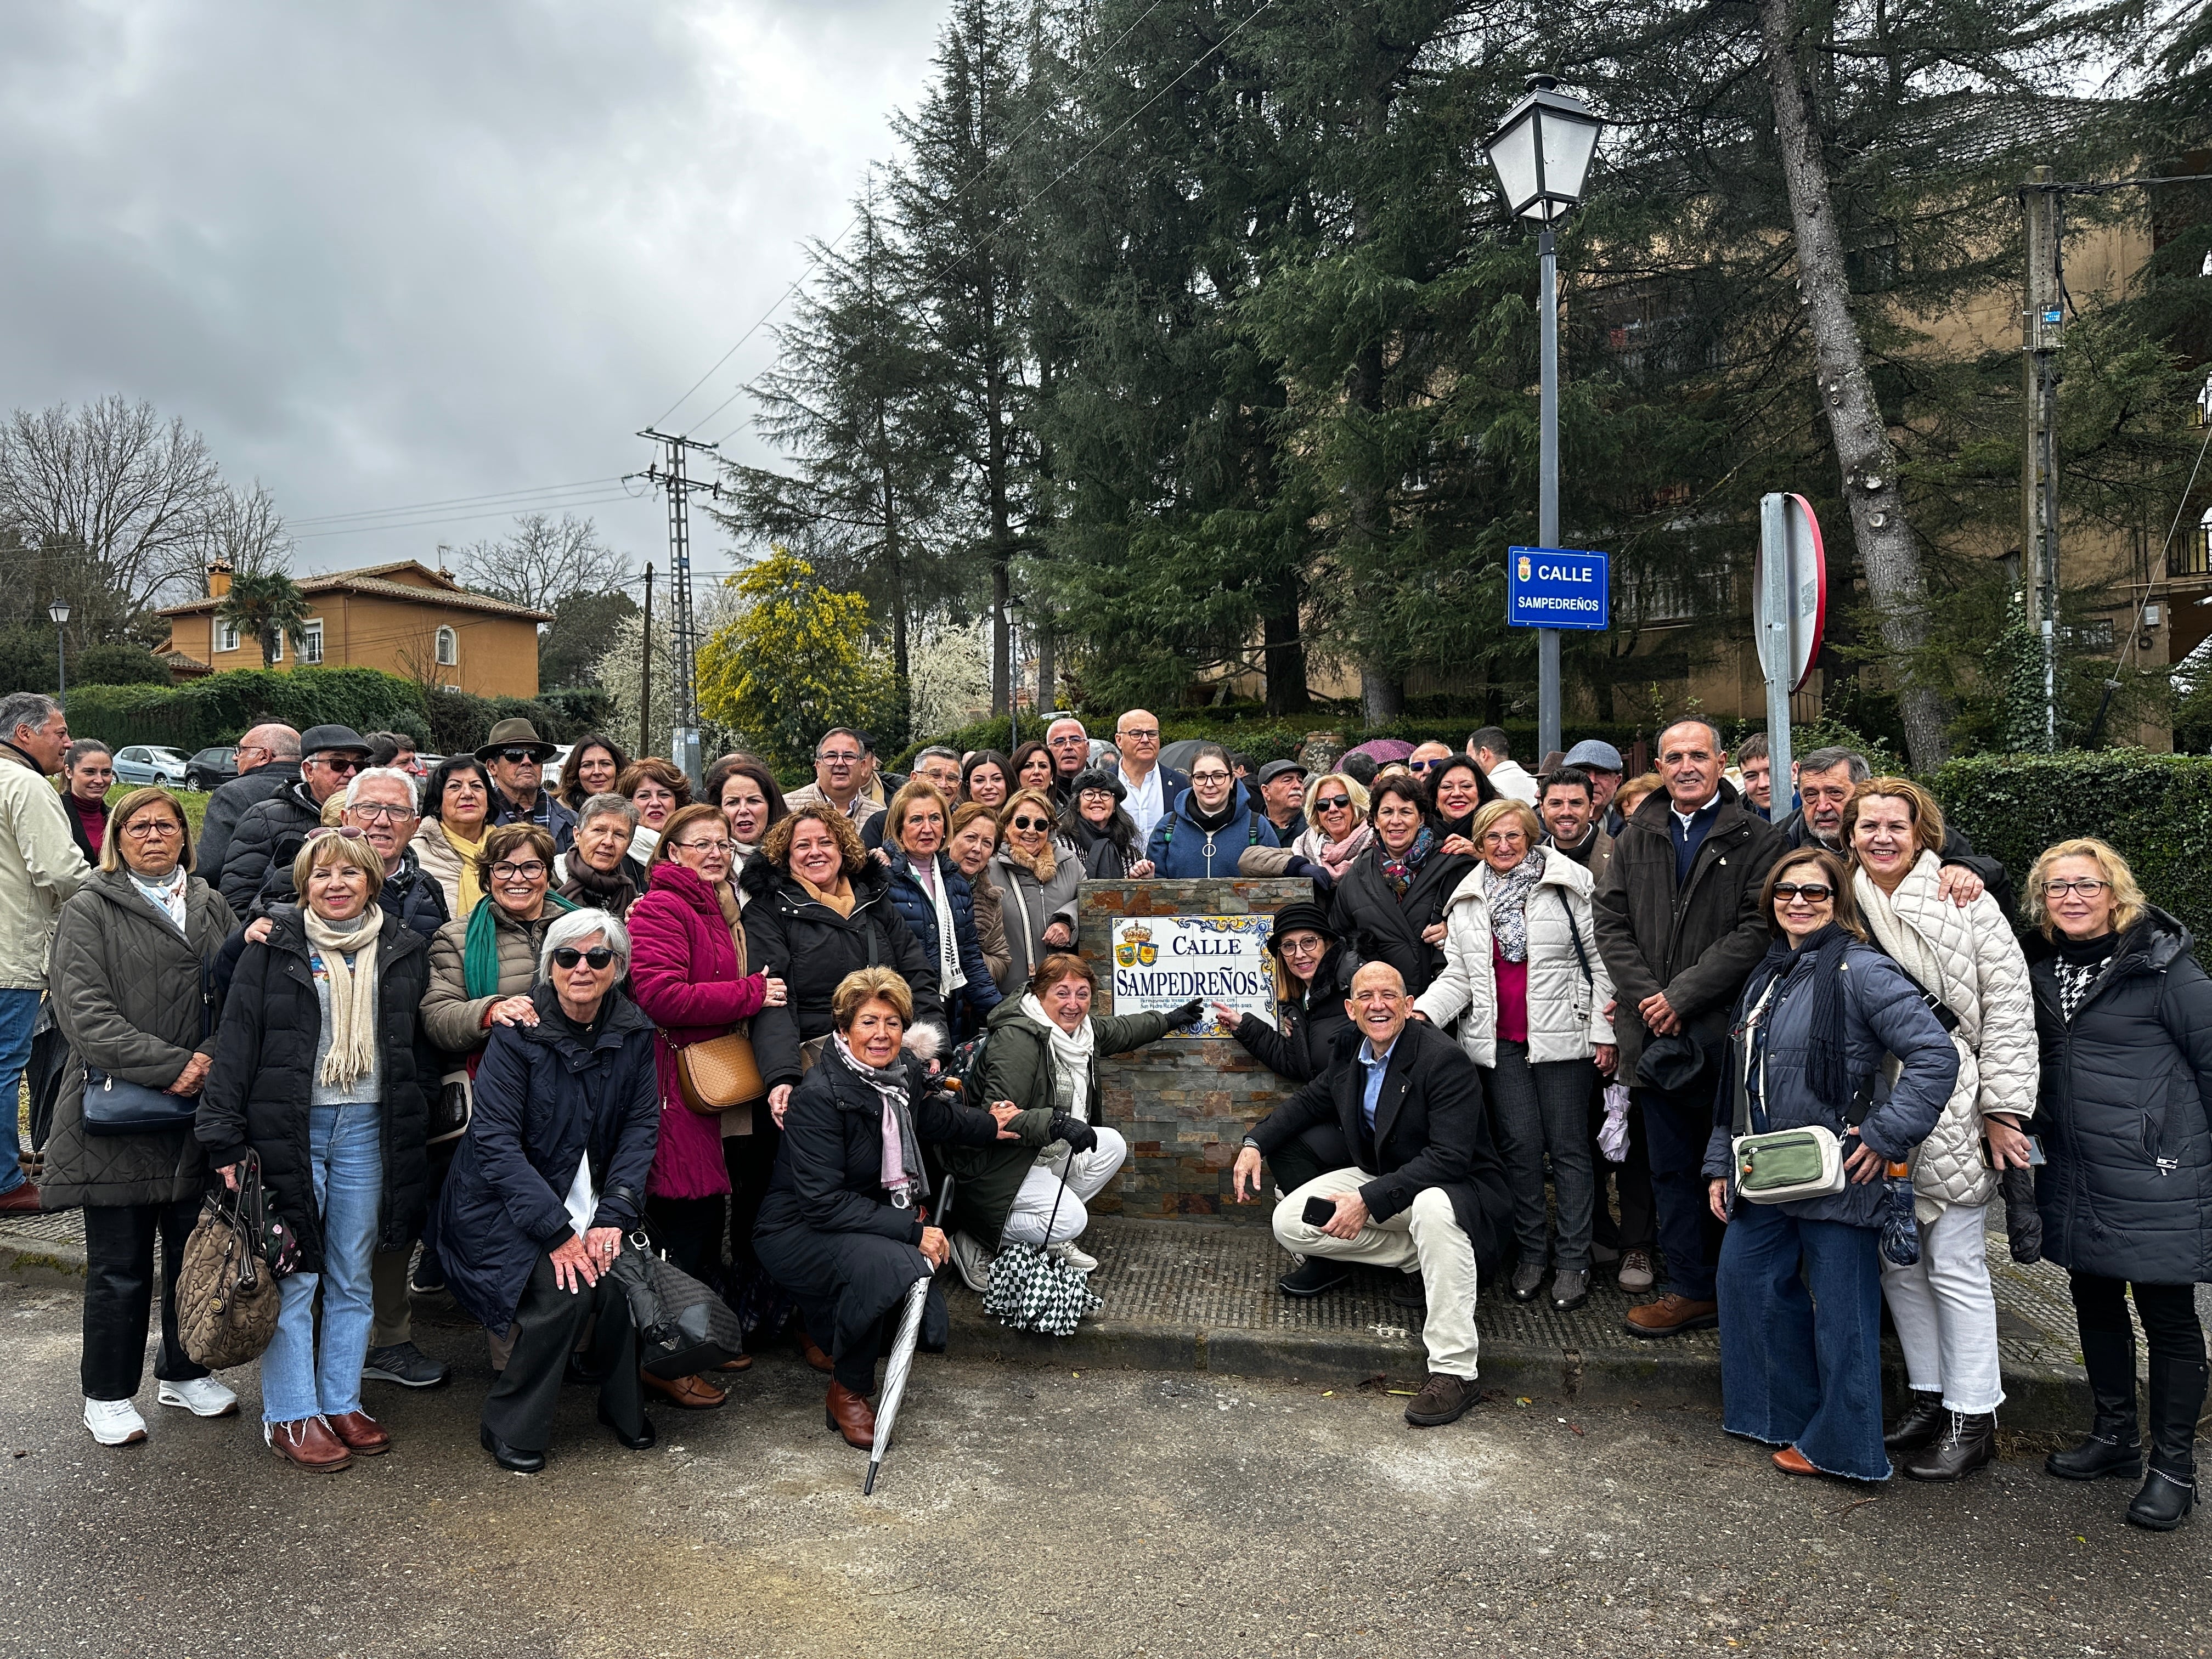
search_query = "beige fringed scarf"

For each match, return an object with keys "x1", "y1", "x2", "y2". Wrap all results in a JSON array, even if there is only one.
[{"x1": 301, "y1": 905, "x2": 383, "y2": 1093}]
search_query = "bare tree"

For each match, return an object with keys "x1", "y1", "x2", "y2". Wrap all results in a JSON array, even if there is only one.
[
  {"x1": 0, "y1": 396, "x2": 225, "y2": 627},
  {"x1": 204, "y1": 481, "x2": 292, "y2": 577},
  {"x1": 456, "y1": 512, "x2": 629, "y2": 612}
]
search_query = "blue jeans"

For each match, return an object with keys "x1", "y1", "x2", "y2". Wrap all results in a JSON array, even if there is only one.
[
  {"x1": 261, "y1": 1103, "x2": 382, "y2": 1424},
  {"x1": 1634, "y1": 1082, "x2": 1722, "y2": 1301},
  {"x1": 1716, "y1": 1199, "x2": 1888, "y2": 1481},
  {"x1": 0, "y1": 989, "x2": 38, "y2": 1194}
]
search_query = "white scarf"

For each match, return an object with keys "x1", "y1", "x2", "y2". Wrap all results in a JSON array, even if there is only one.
[
  {"x1": 129, "y1": 864, "x2": 189, "y2": 932},
  {"x1": 1021, "y1": 992, "x2": 1096, "y2": 1121},
  {"x1": 911, "y1": 854, "x2": 964, "y2": 994}
]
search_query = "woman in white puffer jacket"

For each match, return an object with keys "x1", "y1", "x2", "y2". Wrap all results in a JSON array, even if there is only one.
[
  {"x1": 1847, "y1": 778, "x2": 2036, "y2": 1483},
  {"x1": 1414, "y1": 799, "x2": 1615, "y2": 1314}
]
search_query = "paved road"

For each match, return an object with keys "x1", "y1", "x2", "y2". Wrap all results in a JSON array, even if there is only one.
[{"x1": 1, "y1": 1278, "x2": 2204, "y2": 1658}]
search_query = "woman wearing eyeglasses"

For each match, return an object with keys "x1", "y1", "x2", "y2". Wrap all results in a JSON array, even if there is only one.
[
  {"x1": 1057, "y1": 768, "x2": 1153, "y2": 880},
  {"x1": 988, "y1": 789, "x2": 1084, "y2": 992},
  {"x1": 2023, "y1": 837, "x2": 2212, "y2": 1530},
  {"x1": 1145, "y1": 743, "x2": 1278, "y2": 879},
  {"x1": 1702, "y1": 849, "x2": 1955, "y2": 1484}
]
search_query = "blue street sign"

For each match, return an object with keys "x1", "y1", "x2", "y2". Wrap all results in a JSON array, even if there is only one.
[{"x1": 1506, "y1": 545, "x2": 1609, "y2": 631}]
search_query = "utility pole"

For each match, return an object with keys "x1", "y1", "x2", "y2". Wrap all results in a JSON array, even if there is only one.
[
  {"x1": 639, "y1": 562, "x2": 654, "y2": 760},
  {"x1": 2022, "y1": 166, "x2": 2063, "y2": 751},
  {"x1": 637, "y1": 430, "x2": 720, "y2": 784}
]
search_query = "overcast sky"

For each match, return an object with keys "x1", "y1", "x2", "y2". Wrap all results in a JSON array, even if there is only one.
[{"x1": 0, "y1": 0, "x2": 946, "y2": 582}]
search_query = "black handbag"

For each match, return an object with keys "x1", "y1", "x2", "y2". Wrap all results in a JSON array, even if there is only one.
[
  {"x1": 605, "y1": 1232, "x2": 746, "y2": 1379},
  {"x1": 83, "y1": 958, "x2": 217, "y2": 1136}
]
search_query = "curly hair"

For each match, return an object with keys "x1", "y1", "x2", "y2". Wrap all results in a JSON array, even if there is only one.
[{"x1": 760, "y1": 803, "x2": 867, "y2": 878}]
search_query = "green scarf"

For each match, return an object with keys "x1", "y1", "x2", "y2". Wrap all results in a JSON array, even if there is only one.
[{"x1": 462, "y1": 891, "x2": 577, "y2": 998}]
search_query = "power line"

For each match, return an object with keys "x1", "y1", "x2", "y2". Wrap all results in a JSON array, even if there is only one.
[
  {"x1": 290, "y1": 492, "x2": 642, "y2": 541},
  {"x1": 287, "y1": 477, "x2": 628, "y2": 526}
]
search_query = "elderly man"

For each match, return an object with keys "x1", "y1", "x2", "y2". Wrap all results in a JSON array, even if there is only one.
[
  {"x1": 1406, "y1": 739, "x2": 1456, "y2": 782},
  {"x1": 1114, "y1": 709, "x2": 1187, "y2": 846},
  {"x1": 785, "y1": 727, "x2": 884, "y2": 827},
  {"x1": 196, "y1": 723, "x2": 300, "y2": 887},
  {"x1": 1043, "y1": 715, "x2": 1091, "y2": 805},
  {"x1": 218, "y1": 723, "x2": 373, "y2": 912},
  {"x1": 1780, "y1": 745, "x2": 2006, "y2": 911},
  {"x1": 1593, "y1": 716, "x2": 1785, "y2": 1338},
  {"x1": 1561, "y1": 738, "x2": 1626, "y2": 831},
  {"x1": 1232, "y1": 961, "x2": 1510, "y2": 1429},
  {"x1": 909, "y1": 745, "x2": 964, "y2": 801},
  {"x1": 478, "y1": 718, "x2": 577, "y2": 854},
  {"x1": 1255, "y1": 759, "x2": 1309, "y2": 843},
  {"x1": 0, "y1": 693, "x2": 91, "y2": 1212},
  {"x1": 1466, "y1": 727, "x2": 1538, "y2": 804}
]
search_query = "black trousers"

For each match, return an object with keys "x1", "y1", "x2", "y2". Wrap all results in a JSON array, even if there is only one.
[
  {"x1": 481, "y1": 1252, "x2": 645, "y2": 1453},
  {"x1": 2070, "y1": 1272, "x2": 2207, "y2": 1364},
  {"x1": 82, "y1": 1197, "x2": 208, "y2": 1401},
  {"x1": 646, "y1": 1193, "x2": 727, "y2": 1287},
  {"x1": 1267, "y1": 1123, "x2": 1352, "y2": 1203},
  {"x1": 723, "y1": 1122, "x2": 782, "y2": 1283},
  {"x1": 1635, "y1": 1082, "x2": 1723, "y2": 1302},
  {"x1": 1589, "y1": 1081, "x2": 1656, "y2": 1254},
  {"x1": 755, "y1": 1198, "x2": 929, "y2": 1397}
]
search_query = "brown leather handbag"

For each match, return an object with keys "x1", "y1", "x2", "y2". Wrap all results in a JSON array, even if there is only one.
[{"x1": 675, "y1": 1032, "x2": 767, "y2": 1114}]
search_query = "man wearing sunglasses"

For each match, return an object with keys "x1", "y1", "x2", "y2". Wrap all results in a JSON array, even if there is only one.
[
  {"x1": 1406, "y1": 740, "x2": 1456, "y2": 778},
  {"x1": 475, "y1": 718, "x2": 577, "y2": 856},
  {"x1": 218, "y1": 724, "x2": 374, "y2": 912}
]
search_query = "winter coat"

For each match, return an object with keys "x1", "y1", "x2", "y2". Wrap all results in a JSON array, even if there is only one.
[
  {"x1": 986, "y1": 842, "x2": 1082, "y2": 995},
  {"x1": 244, "y1": 839, "x2": 449, "y2": 936},
  {"x1": 1592, "y1": 780, "x2": 1787, "y2": 1088},
  {"x1": 1780, "y1": 809, "x2": 2015, "y2": 923},
  {"x1": 1065, "y1": 811, "x2": 1143, "y2": 880},
  {"x1": 737, "y1": 855, "x2": 943, "y2": 1087},
  {"x1": 1327, "y1": 839, "x2": 1476, "y2": 1000},
  {"x1": 420, "y1": 901, "x2": 563, "y2": 1058},
  {"x1": 882, "y1": 848, "x2": 1003, "y2": 1024},
  {"x1": 1545, "y1": 826, "x2": 1614, "y2": 888},
  {"x1": 438, "y1": 983, "x2": 659, "y2": 1336},
  {"x1": 488, "y1": 785, "x2": 578, "y2": 855},
  {"x1": 196, "y1": 760, "x2": 299, "y2": 891},
  {"x1": 1144, "y1": 786, "x2": 1280, "y2": 880},
  {"x1": 968, "y1": 874, "x2": 1012, "y2": 989},
  {"x1": 946, "y1": 998, "x2": 1178, "y2": 1249},
  {"x1": 625, "y1": 862, "x2": 771, "y2": 1201},
  {"x1": 217, "y1": 778, "x2": 330, "y2": 914},
  {"x1": 1229, "y1": 939, "x2": 1361, "y2": 1085},
  {"x1": 409, "y1": 819, "x2": 483, "y2": 920},
  {"x1": 1414, "y1": 848, "x2": 1616, "y2": 1068},
  {"x1": 194, "y1": 905, "x2": 436, "y2": 1272},
  {"x1": 41, "y1": 868, "x2": 235, "y2": 1209},
  {"x1": 1853, "y1": 851, "x2": 2036, "y2": 1219},
  {"x1": 1700, "y1": 938, "x2": 1959, "y2": 1230},
  {"x1": 2027, "y1": 910, "x2": 2212, "y2": 1284},
  {"x1": 0, "y1": 741, "x2": 90, "y2": 990},
  {"x1": 1252, "y1": 1018, "x2": 1513, "y2": 1270}
]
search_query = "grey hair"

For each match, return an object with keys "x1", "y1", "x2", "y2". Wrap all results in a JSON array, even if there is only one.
[
  {"x1": 538, "y1": 907, "x2": 631, "y2": 982},
  {"x1": 345, "y1": 766, "x2": 419, "y2": 809},
  {"x1": 577, "y1": 791, "x2": 640, "y2": 832},
  {"x1": 914, "y1": 744, "x2": 960, "y2": 768},
  {"x1": 264, "y1": 725, "x2": 303, "y2": 760},
  {"x1": 0, "y1": 692, "x2": 61, "y2": 742},
  {"x1": 1657, "y1": 716, "x2": 1724, "y2": 757},
  {"x1": 1798, "y1": 746, "x2": 1870, "y2": 784},
  {"x1": 1045, "y1": 714, "x2": 1087, "y2": 738}
]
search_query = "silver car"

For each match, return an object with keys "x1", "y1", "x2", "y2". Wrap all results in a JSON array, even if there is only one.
[{"x1": 110, "y1": 745, "x2": 191, "y2": 787}]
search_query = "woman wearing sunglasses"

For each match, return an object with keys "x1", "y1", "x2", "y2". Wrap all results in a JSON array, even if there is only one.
[
  {"x1": 1145, "y1": 742, "x2": 1278, "y2": 879},
  {"x1": 988, "y1": 788, "x2": 1083, "y2": 993},
  {"x1": 1702, "y1": 848, "x2": 1955, "y2": 1484},
  {"x1": 2023, "y1": 837, "x2": 2212, "y2": 1530}
]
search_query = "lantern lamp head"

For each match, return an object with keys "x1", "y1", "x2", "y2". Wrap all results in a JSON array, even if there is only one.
[{"x1": 1483, "y1": 75, "x2": 1603, "y2": 223}]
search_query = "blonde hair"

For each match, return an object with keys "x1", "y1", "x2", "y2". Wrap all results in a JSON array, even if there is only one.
[
  {"x1": 1842, "y1": 776, "x2": 1946, "y2": 860},
  {"x1": 832, "y1": 966, "x2": 913, "y2": 1029},
  {"x1": 292, "y1": 827, "x2": 387, "y2": 896},
  {"x1": 2024, "y1": 837, "x2": 2146, "y2": 938},
  {"x1": 1469, "y1": 797, "x2": 1542, "y2": 848},
  {"x1": 100, "y1": 787, "x2": 193, "y2": 874},
  {"x1": 885, "y1": 780, "x2": 952, "y2": 851},
  {"x1": 997, "y1": 788, "x2": 1058, "y2": 836},
  {"x1": 1302, "y1": 771, "x2": 1369, "y2": 822}
]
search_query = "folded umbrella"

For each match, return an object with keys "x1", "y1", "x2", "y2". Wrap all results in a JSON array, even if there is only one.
[
  {"x1": 862, "y1": 1268, "x2": 933, "y2": 1496},
  {"x1": 1878, "y1": 1163, "x2": 1920, "y2": 1267}
]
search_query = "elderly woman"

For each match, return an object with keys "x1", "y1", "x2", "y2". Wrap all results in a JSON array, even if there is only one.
[
  {"x1": 556, "y1": 732, "x2": 630, "y2": 815},
  {"x1": 440, "y1": 909, "x2": 662, "y2": 1472},
  {"x1": 1058, "y1": 766, "x2": 1153, "y2": 879},
  {"x1": 753, "y1": 967, "x2": 1018, "y2": 1448},
  {"x1": 704, "y1": 755, "x2": 786, "y2": 863},
  {"x1": 411, "y1": 754, "x2": 495, "y2": 919},
  {"x1": 423, "y1": 825, "x2": 576, "y2": 1063},
  {"x1": 556, "y1": 793, "x2": 648, "y2": 918},
  {"x1": 946, "y1": 954, "x2": 1198, "y2": 1285},
  {"x1": 618, "y1": 757, "x2": 690, "y2": 864},
  {"x1": 2024, "y1": 838, "x2": 2212, "y2": 1530},
  {"x1": 45, "y1": 787, "x2": 239, "y2": 1446},
  {"x1": 948, "y1": 803, "x2": 1011, "y2": 1005},
  {"x1": 59, "y1": 740, "x2": 115, "y2": 867},
  {"x1": 882, "y1": 782, "x2": 1003, "y2": 1038},
  {"x1": 962, "y1": 749, "x2": 1013, "y2": 812},
  {"x1": 1327, "y1": 772, "x2": 1473, "y2": 999},
  {"x1": 1414, "y1": 799, "x2": 1614, "y2": 1313},
  {"x1": 1147, "y1": 743, "x2": 1278, "y2": 878},
  {"x1": 196, "y1": 828, "x2": 436, "y2": 1471},
  {"x1": 1702, "y1": 848, "x2": 1956, "y2": 1484},
  {"x1": 989, "y1": 788, "x2": 1083, "y2": 992},
  {"x1": 1843, "y1": 778, "x2": 2036, "y2": 1482},
  {"x1": 741, "y1": 806, "x2": 943, "y2": 1122},
  {"x1": 1209, "y1": 900, "x2": 1358, "y2": 1198},
  {"x1": 1009, "y1": 741, "x2": 1054, "y2": 798},
  {"x1": 1242, "y1": 771, "x2": 1375, "y2": 892}
]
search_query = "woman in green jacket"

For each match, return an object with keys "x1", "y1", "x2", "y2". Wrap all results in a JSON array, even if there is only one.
[{"x1": 943, "y1": 951, "x2": 1198, "y2": 1286}]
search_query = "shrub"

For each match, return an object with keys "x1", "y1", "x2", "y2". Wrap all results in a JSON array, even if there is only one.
[{"x1": 65, "y1": 667, "x2": 430, "y2": 752}]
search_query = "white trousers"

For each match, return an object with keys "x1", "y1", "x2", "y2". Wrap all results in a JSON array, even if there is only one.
[
  {"x1": 1000, "y1": 1127, "x2": 1129, "y2": 1247},
  {"x1": 1272, "y1": 1169, "x2": 1480, "y2": 1380},
  {"x1": 1878, "y1": 1200, "x2": 2005, "y2": 1414}
]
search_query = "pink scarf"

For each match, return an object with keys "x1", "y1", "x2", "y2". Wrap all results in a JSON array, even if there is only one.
[{"x1": 1296, "y1": 820, "x2": 1375, "y2": 882}]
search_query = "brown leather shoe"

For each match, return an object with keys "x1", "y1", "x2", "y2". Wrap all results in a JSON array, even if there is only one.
[
  {"x1": 798, "y1": 1327, "x2": 834, "y2": 1375},
  {"x1": 0, "y1": 1182, "x2": 41, "y2": 1214},
  {"x1": 1772, "y1": 1446, "x2": 1820, "y2": 1477},
  {"x1": 825, "y1": 1381, "x2": 875, "y2": 1449},
  {"x1": 325, "y1": 1409, "x2": 392, "y2": 1456},
  {"x1": 641, "y1": 1369, "x2": 727, "y2": 1410},
  {"x1": 267, "y1": 1416, "x2": 352, "y2": 1471},
  {"x1": 1622, "y1": 1293, "x2": 1720, "y2": 1339},
  {"x1": 715, "y1": 1352, "x2": 754, "y2": 1373}
]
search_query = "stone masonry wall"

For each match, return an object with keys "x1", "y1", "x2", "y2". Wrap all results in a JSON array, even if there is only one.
[{"x1": 1076, "y1": 877, "x2": 1314, "y2": 1224}]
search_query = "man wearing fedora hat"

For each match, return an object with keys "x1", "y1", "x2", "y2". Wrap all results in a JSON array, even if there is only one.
[{"x1": 477, "y1": 718, "x2": 576, "y2": 855}]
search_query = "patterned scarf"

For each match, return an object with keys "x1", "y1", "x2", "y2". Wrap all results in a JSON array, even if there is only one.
[
  {"x1": 1487, "y1": 851, "x2": 1546, "y2": 964},
  {"x1": 1379, "y1": 826, "x2": 1436, "y2": 901},
  {"x1": 1295, "y1": 820, "x2": 1374, "y2": 882},
  {"x1": 832, "y1": 1033, "x2": 927, "y2": 1206}
]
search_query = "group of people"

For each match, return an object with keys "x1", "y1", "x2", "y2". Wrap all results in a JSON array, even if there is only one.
[{"x1": 0, "y1": 690, "x2": 2206, "y2": 1532}]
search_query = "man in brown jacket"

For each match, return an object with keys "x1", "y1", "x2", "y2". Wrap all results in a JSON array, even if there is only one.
[{"x1": 1592, "y1": 718, "x2": 1785, "y2": 1338}]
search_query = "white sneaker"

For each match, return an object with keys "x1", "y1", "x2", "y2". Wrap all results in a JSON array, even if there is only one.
[
  {"x1": 947, "y1": 1230, "x2": 994, "y2": 1292},
  {"x1": 157, "y1": 1377, "x2": 240, "y2": 1418},
  {"x1": 83, "y1": 1397, "x2": 148, "y2": 1446},
  {"x1": 1047, "y1": 1240, "x2": 1099, "y2": 1274}
]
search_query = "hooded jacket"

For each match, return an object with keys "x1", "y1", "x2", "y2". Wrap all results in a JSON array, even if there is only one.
[
  {"x1": 1414, "y1": 847, "x2": 1616, "y2": 1068},
  {"x1": 1144, "y1": 783, "x2": 1279, "y2": 880},
  {"x1": 0, "y1": 740, "x2": 89, "y2": 990}
]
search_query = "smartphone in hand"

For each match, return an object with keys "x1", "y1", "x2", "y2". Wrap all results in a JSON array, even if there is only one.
[{"x1": 1301, "y1": 1195, "x2": 1338, "y2": 1227}]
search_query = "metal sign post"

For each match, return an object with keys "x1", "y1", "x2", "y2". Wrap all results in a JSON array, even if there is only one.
[{"x1": 1754, "y1": 493, "x2": 1827, "y2": 804}]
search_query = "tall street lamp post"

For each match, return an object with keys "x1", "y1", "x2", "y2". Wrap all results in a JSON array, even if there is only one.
[
  {"x1": 1484, "y1": 75, "x2": 1604, "y2": 763},
  {"x1": 48, "y1": 597, "x2": 71, "y2": 702}
]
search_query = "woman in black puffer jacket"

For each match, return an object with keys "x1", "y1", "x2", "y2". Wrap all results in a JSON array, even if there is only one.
[
  {"x1": 2023, "y1": 838, "x2": 2212, "y2": 1532},
  {"x1": 1056, "y1": 766, "x2": 1153, "y2": 879},
  {"x1": 1326, "y1": 771, "x2": 1474, "y2": 998}
]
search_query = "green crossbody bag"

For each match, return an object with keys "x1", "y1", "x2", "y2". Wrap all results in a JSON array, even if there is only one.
[{"x1": 1728, "y1": 978, "x2": 1846, "y2": 1205}]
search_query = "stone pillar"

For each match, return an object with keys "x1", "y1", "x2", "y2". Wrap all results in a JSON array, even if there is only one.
[{"x1": 1076, "y1": 876, "x2": 1313, "y2": 1223}]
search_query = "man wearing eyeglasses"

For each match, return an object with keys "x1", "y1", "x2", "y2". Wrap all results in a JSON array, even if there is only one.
[
  {"x1": 218, "y1": 724, "x2": 374, "y2": 912},
  {"x1": 1777, "y1": 745, "x2": 2009, "y2": 917},
  {"x1": 475, "y1": 718, "x2": 578, "y2": 856},
  {"x1": 1114, "y1": 709, "x2": 1186, "y2": 847},
  {"x1": 1042, "y1": 716, "x2": 1091, "y2": 806},
  {"x1": 196, "y1": 723, "x2": 301, "y2": 889},
  {"x1": 785, "y1": 727, "x2": 885, "y2": 828}
]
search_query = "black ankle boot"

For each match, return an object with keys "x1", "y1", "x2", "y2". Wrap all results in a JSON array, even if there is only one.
[
  {"x1": 1902, "y1": 1410, "x2": 1996, "y2": 1482},
  {"x1": 1884, "y1": 1390, "x2": 1946, "y2": 1452},
  {"x1": 2047, "y1": 1328, "x2": 2143, "y2": 1482},
  {"x1": 2127, "y1": 1356, "x2": 2207, "y2": 1532}
]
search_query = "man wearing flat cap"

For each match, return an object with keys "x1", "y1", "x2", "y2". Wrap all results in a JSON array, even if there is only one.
[
  {"x1": 477, "y1": 718, "x2": 576, "y2": 855},
  {"x1": 219, "y1": 723, "x2": 374, "y2": 911},
  {"x1": 1255, "y1": 758, "x2": 1309, "y2": 845}
]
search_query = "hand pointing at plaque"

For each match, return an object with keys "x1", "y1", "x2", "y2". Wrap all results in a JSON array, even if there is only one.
[{"x1": 1209, "y1": 1000, "x2": 1244, "y2": 1032}]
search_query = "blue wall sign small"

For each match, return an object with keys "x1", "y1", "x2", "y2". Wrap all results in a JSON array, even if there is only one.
[{"x1": 1506, "y1": 546, "x2": 1610, "y2": 631}]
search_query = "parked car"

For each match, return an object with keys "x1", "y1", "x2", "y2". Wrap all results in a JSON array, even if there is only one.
[
  {"x1": 183, "y1": 746, "x2": 239, "y2": 791},
  {"x1": 111, "y1": 746, "x2": 192, "y2": 787}
]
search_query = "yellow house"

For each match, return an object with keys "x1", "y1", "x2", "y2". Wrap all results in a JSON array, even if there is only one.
[{"x1": 159, "y1": 560, "x2": 552, "y2": 699}]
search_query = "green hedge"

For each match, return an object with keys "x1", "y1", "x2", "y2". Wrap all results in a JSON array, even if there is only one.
[
  {"x1": 65, "y1": 668, "x2": 431, "y2": 752},
  {"x1": 1929, "y1": 752, "x2": 2212, "y2": 956}
]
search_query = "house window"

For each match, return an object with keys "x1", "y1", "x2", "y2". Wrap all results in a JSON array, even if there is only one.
[
  {"x1": 216, "y1": 619, "x2": 239, "y2": 654},
  {"x1": 267, "y1": 629, "x2": 281, "y2": 664},
  {"x1": 436, "y1": 626, "x2": 458, "y2": 667},
  {"x1": 300, "y1": 621, "x2": 324, "y2": 664}
]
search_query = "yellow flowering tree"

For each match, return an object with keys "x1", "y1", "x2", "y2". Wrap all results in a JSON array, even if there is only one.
[{"x1": 696, "y1": 549, "x2": 900, "y2": 776}]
